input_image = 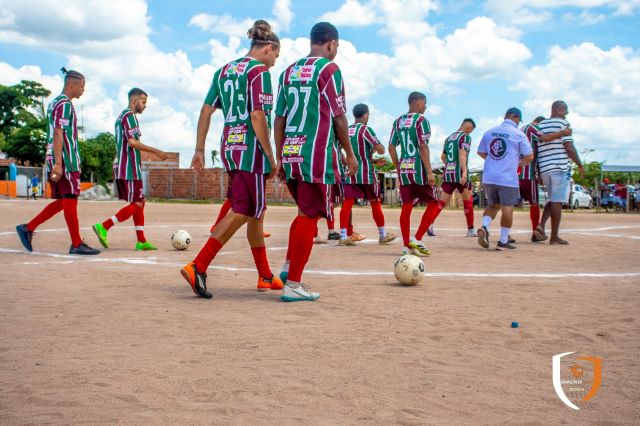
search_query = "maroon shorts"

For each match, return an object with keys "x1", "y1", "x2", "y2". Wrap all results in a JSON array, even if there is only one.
[
  {"x1": 400, "y1": 183, "x2": 437, "y2": 205},
  {"x1": 50, "y1": 171, "x2": 80, "y2": 199},
  {"x1": 519, "y1": 178, "x2": 538, "y2": 204},
  {"x1": 343, "y1": 183, "x2": 380, "y2": 201},
  {"x1": 331, "y1": 183, "x2": 343, "y2": 204},
  {"x1": 226, "y1": 170, "x2": 267, "y2": 219},
  {"x1": 116, "y1": 179, "x2": 144, "y2": 203},
  {"x1": 287, "y1": 178, "x2": 333, "y2": 220},
  {"x1": 441, "y1": 181, "x2": 472, "y2": 195}
]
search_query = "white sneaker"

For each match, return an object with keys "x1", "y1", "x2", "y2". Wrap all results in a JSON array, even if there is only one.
[
  {"x1": 281, "y1": 282, "x2": 320, "y2": 302},
  {"x1": 313, "y1": 236, "x2": 327, "y2": 244},
  {"x1": 466, "y1": 228, "x2": 477, "y2": 237}
]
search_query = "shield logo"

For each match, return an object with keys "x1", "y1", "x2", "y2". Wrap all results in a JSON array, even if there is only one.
[{"x1": 552, "y1": 352, "x2": 602, "y2": 410}]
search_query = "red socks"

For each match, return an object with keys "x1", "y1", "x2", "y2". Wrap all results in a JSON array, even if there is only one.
[
  {"x1": 251, "y1": 246, "x2": 272, "y2": 279},
  {"x1": 133, "y1": 204, "x2": 146, "y2": 243},
  {"x1": 326, "y1": 218, "x2": 335, "y2": 231},
  {"x1": 194, "y1": 237, "x2": 223, "y2": 273},
  {"x1": 400, "y1": 203, "x2": 412, "y2": 247},
  {"x1": 463, "y1": 199, "x2": 474, "y2": 229},
  {"x1": 370, "y1": 200, "x2": 385, "y2": 227},
  {"x1": 340, "y1": 198, "x2": 355, "y2": 230},
  {"x1": 210, "y1": 199, "x2": 232, "y2": 233},
  {"x1": 286, "y1": 216, "x2": 300, "y2": 261},
  {"x1": 27, "y1": 199, "x2": 63, "y2": 232},
  {"x1": 415, "y1": 200, "x2": 445, "y2": 241},
  {"x1": 103, "y1": 203, "x2": 137, "y2": 230},
  {"x1": 62, "y1": 197, "x2": 82, "y2": 247},
  {"x1": 529, "y1": 205, "x2": 540, "y2": 231},
  {"x1": 288, "y1": 216, "x2": 319, "y2": 283}
]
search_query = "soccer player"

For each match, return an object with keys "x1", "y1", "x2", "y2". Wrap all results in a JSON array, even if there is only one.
[
  {"x1": 339, "y1": 103, "x2": 397, "y2": 246},
  {"x1": 16, "y1": 68, "x2": 100, "y2": 255},
  {"x1": 180, "y1": 20, "x2": 283, "y2": 298},
  {"x1": 476, "y1": 108, "x2": 533, "y2": 250},
  {"x1": 92, "y1": 88, "x2": 168, "y2": 250},
  {"x1": 440, "y1": 118, "x2": 477, "y2": 237},
  {"x1": 275, "y1": 22, "x2": 358, "y2": 302},
  {"x1": 519, "y1": 116, "x2": 545, "y2": 242},
  {"x1": 388, "y1": 91, "x2": 437, "y2": 257}
]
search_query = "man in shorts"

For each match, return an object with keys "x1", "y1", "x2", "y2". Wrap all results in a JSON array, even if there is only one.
[{"x1": 476, "y1": 108, "x2": 533, "y2": 250}]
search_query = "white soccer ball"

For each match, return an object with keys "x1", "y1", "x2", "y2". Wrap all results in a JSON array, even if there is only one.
[
  {"x1": 171, "y1": 230, "x2": 191, "y2": 251},
  {"x1": 394, "y1": 254, "x2": 425, "y2": 286}
]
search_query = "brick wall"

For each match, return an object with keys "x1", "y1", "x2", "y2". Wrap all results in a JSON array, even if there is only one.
[{"x1": 148, "y1": 168, "x2": 295, "y2": 203}]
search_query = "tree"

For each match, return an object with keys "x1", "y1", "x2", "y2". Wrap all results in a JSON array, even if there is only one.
[
  {"x1": 211, "y1": 149, "x2": 219, "y2": 167},
  {"x1": 78, "y1": 132, "x2": 116, "y2": 184},
  {"x1": 0, "y1": 80, "x2": 51, "y2": 165}
]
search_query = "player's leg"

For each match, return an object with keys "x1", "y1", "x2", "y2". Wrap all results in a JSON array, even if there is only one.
[
  {"x1": 281, "y1": 179, "x2": 323, "y2": 302},
  {"x1": 461, "y1": 187, "x2": 476, "y2": 236},
  {"x1": 133, "y1": 201, "x2": 158, "y2": 251},
  {"x1": 339, "y1": 197, "x2": 356, "y2": 246},
  {"x1": 399, "y1": 185, "x2": 414, "y2": 252},
  {"x1": 93, "y1": 179, "x2": 136, "y2": 248},
  {"x1": 477, "y1": 184, "x2": 502, "y2": 249},
  {"x1": 247, "y1": 216, "x2": 283, "y2": 291},
  {"x1": 496, "y1": 205, "x2": 515, "y2": 250},
  {"x1": 415, "y1": 184, "x2": 446, "y2": 243},
  {"x1": 210, "y1": 198, "x2": 232, "y2": 233},
  {"x1": 17, "y1": 198, "x2": 64, "y2": 251},
  {"x1": 370, "y1": 198, "x2": 396, "y2": 244},
  {"x1": 281, "y1": 215, "x2": 300, "y2": 283}
]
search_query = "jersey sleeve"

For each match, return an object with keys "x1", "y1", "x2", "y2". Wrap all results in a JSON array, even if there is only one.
[
  {"x1": 275, "y1": 71, "x2": 288, "y2": 117},
  {"x1": 518, "y1": 133, "x2": 533, "y2": 156},
  {"x1": 416, "y1": 117, "x2": 431, "y2": 146},
  {"x1": 321, "y1": 66, "x2": 346, "y2": 118},
  {"x1": 203, "y1": 70, "x2": 221, "y2": 108},
  {"x1": 249, "y1": 68, "x2": 273, "y2": 112},
  {"x1": 459, "y1": 134, "x2": 471, "y2": 152},
  {"x1": 389, "y1": 123, "x2": 399, "y2": 146},
  {"x1": 53, "y1": 101, "x2": 73, "y2": 130},
  {"x1": 478, "y1": 132, "x2": 489, "y2": 154},
  {"x1": 123, "y1": 113, "x2": 142, "y2": 141},
  {"x1": 363, "y1": 126, "x2": 381, "y2": 151}
]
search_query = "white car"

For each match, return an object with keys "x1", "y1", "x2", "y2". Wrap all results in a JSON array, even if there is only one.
[{"x1": 569, "y1": 184, "x2": 594, "y2": 209}]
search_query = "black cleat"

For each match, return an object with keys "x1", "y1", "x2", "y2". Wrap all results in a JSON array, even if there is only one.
[
  {"x1": 327, "y1": 232, "x2": 340, "y2": 240},
  {"x1": 496, "y1": 241, "x2": 517, "y2": 251},
  {"x1": 531, "y1": 233, "x2": 545, "y2": 243},
  {"x1": 477, "y1": 226, "x2": 490, "y2": 249},
  {"x1": 69, "y1": 242, "x2": 101, "y2": 255},
  {"x1": 16, "y1": 224, "x2": 33, "y2": 252},
  {"x1": 508, "y1": 235, "x2": 517, "y2": 244}
]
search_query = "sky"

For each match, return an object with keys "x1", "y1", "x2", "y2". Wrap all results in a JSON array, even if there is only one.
[{"x1": 0, "y1": 0, "x2": 638, "y2": 169}]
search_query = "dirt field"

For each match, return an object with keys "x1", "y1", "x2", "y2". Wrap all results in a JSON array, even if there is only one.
[{"x1": 1, "y1": 198, "x2": 639, "y2": 425}]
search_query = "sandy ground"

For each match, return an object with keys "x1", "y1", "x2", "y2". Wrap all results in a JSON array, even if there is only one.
[{"x1": 0, "y1": 198, "x2": 639, "y2": 425}]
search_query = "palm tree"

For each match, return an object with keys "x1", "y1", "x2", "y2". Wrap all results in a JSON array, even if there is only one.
[{"x1": 211, "y1": 149, "x2": 219, "y2": 167}]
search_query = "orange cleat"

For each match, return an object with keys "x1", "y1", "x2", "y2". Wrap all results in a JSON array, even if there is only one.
[
  {"x1": 257, "y1": 274, "x2": 284, "y2": 292},
  {"x1": 180, "y1": 262, "x2": 212, "y2": 299},
  {"x1": 349, "y1": 231, "x2": 367, "y2": 242},
  {"x1": 263, "y1": 231, "x2": 271, "y2": 238}
]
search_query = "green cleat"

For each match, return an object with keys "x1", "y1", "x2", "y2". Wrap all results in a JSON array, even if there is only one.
[
  {"x1": 92, "y1": 223, "x2": 109, "y2": 248},
  {"x1": 135, "y1": 241, "x2": 157, "y2": 251},
  {"x1": 408, "y1": 240, "x2": 431, "y2": 257}
]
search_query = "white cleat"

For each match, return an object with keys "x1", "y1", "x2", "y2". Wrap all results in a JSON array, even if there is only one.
[
  {"x1": 281, "y1": 282, "x2": 320, "y2": 302},
  {"x1": 466, "y1": 228, "x2": 478, "y2": 237}
]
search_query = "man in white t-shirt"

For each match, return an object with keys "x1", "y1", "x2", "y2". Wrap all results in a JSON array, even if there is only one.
[
  {"x1": 535, "y1": 101, "x2": 585, "y2": 245},
  {"x1": 477, "y1": 107, "x2": 534, "y2": 250}
]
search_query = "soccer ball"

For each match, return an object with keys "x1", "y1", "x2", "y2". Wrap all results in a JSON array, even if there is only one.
[
  {"x1": 394, "y1": 254, "x2": 425, "y2": 286},
  {"x1": 171, "y1": 230, "x2": 191, "y2": 251}
]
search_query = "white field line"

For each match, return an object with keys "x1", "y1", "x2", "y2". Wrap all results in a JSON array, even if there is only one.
[{"x1": 2, "y1": 248, "x2": 640, "y2": 279}]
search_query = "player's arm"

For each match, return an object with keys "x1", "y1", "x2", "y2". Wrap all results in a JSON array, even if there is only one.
[
  {"x1": 192, "y1": 103, "x2": 216, "y2": 171},
  {"x1": 51, "y1": 128, "x2": 64, "y2": 182},
  {"x1": 419, "y1": 144, "x2": 434, "y2": 185},
  {"x1": 540, "y1": 127, "x2": 571, "y2": 143},
  {"x1": 333, "y1": 115, "x2": 357, "y2": 177},
  {"x1": 274, "y1": 115, "x2": 286, "y2": 180},
  {"x1": 127, "y1": 137, "x2": 168, "y2": 161},
  {"x1": 251, "y1": 111, "x2": 276, "y2": 178},
  {"x1": 459, "y1": 149, "x2": 468, "y2": 184},
  {"x1": 388, "y1": 128, "x2": 399, "y2": 168},
  {"x1": 365, "y1": 128, "x2": 385, "y2": 155},
  {"x1": 564, "y1": 139, "x2": 585, "y2": 176},
  {"x1": 440, "y1": 151, "x2": 446, "y2": 164}
]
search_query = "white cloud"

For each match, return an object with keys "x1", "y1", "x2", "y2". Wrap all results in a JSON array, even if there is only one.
[
  {"x1": 188, "y1": 14, "x2": 254, "y2": 38},
  {"x1": 272, "y1": 0, "x2": 294, "y2": 32},
  {"x1": 517, "y1": 43, "x2": 640, "y2": 163},
  {"x1": 319, "y1": 0, "x2": 379, "y2": 27},
  {"x1": 562, "y1": 10, "x2": 606, "y2": 25},
  {"x1": 485, "y1": 0, "x2": 639, "y2": 25}
]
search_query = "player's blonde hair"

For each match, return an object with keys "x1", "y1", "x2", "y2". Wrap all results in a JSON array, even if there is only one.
[{"x1": 247, "y1": 20, "x2": 280, "y2": 48}]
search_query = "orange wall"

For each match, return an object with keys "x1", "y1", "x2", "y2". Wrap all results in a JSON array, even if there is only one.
[{"x1": 0, "y1": 181, "x2": 16, "y2": 197}]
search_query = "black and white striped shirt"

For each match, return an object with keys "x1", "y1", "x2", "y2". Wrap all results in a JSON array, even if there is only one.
[{"x1": 537, "y1": 118, "x2": 571, "y2": 175}]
